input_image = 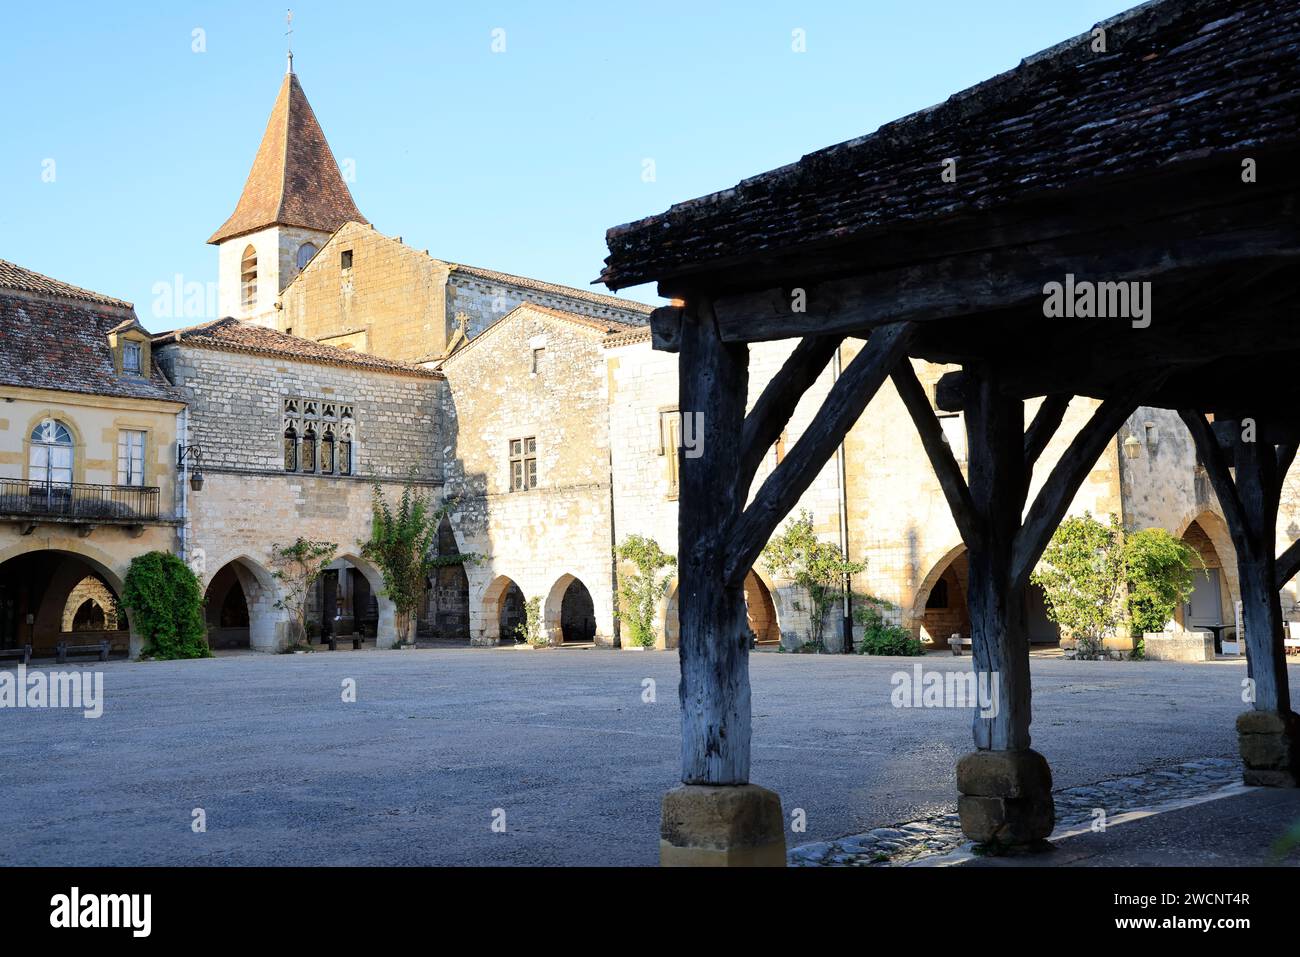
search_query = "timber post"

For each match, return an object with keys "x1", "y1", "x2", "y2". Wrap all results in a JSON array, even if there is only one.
[
  {"x1": 660, "y1": 298, "x2": 785, "y2": 866},
  {"x1": 1180, "y1": 412, "x2": 1299, "y2": 786}
]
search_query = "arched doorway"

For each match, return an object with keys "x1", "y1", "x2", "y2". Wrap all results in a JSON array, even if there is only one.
[
  {"x1": 428, "y1": 517, "x2": 470, "y2": 641},
  {"x1": 743, "y1": 571, "x2": 780, "y2": 645},
  {"x1": 658, "y1": 569, "x2": 780, "y2": 650},
  {"x1": 204, "y1": 562, "x2": 253, "y2": 650},
  {"x1": 0, "y1": 551, "x2": 130, "y2": 658},
  {"x1": 544, "y1": 574, "x2": 596, "y2": 644},
  {"x1": 483, "y1": 575, "x2": 526, "y2": 644},
  {"x1": 914, "y1": 545, "x2": 1058, "y2": 647},
  {"x1": 1179, "y1": 516, "x2": 1232, "y2": 643}
]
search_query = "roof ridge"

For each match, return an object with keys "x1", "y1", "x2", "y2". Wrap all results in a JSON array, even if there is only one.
[{"x1": 0, "y1": 258, "x2": 133, "y2": 309}]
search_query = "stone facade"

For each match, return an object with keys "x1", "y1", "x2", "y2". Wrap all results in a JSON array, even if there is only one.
[
  {"x1": 154, "y1": 337, "x2": 442, "y2": 651},
  {"x1": 439, "y1": 305, "x2": 617, "y2": 646}
]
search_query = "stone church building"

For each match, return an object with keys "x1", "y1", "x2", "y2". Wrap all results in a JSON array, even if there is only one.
[{"x1": 1, "y1": 60, "x2": 1290, "y2": 658}]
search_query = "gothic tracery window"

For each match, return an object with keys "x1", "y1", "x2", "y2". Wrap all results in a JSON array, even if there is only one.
[{"x1": 284, "y1": 397, "x2": 353, "y2": 477}]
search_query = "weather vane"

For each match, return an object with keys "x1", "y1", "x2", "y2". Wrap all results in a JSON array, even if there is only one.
[{"x1": 285, "y1": 9, "x2": 294, "y2": 74}]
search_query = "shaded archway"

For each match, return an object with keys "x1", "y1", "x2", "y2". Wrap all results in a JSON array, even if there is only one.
[
  {"x1": 482, "y1": 575, "x2": 526, "y2": 644},
  {"x1": 544, "y1": 574, "x2": 597, "y2": 645},
  {"x1": 203, "y1": 557, "x2": 282, "y2": 651},
  {"x1": 1178, "y1": 515, "x2": 1233, "y2": 642},
  {"x1": 0, "y1": 550, "x2": 131, "y2": 658},
  {"x1": 428, "y1": 516, "x2": 470, "y2": 641},
  {"x1": 307, "y1": 553, "x2": 398, "y2": 647},
  {"x1": 658, "y1": 569, "x2": 780, "y2": 651},
  {"x1": 61, "y1": 576, "x2": 119, "y2": 632},
  {"x1": 914, "y1": 544, "x2": 1057, "y2": 648},
  {"x1": 743, "y1": 570, "x2": 780, "y2": 645}
]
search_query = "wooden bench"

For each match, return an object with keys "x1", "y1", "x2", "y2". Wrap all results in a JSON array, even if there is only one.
[
  {"x1": 56, "y1": 639, "x2": 109, "y2": 664},
  {"x1": 0, "y1": 644, "x2": 32, "y2": 665},
  {"x1": 948, "y1": 635, "x2": 972, "y2": 655},
  {"x1": 327, "y1": 633, "x2": 365, "y2": 651}
]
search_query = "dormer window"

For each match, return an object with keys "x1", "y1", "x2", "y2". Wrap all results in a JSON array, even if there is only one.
[{"x1": 123, "y1": 341, "x2": 143, "y2": 375}]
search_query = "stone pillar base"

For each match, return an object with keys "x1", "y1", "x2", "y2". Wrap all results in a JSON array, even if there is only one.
[
  {"x1": 660, "y1": 784, "x2": 786, "y2": 867},
  {"x1": 1237, "y1": 710, "x2": 1300, "y2": 787},
  {"x1": 956, "y1": 748, "x2": 1055, "y2": 847}
]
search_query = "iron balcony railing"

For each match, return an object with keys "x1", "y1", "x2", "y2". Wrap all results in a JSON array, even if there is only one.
[{"x1": 0, "y1": 479, "x2": 162, "y2": 522}]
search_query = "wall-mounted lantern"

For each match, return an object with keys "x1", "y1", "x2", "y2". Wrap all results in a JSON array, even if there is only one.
[
  {"x1": 1122, "y1": 434, "x2": 1142, "y2": 460},
  {"x1": 178, "y1": 444, "x2": 205, "y2": 492}
]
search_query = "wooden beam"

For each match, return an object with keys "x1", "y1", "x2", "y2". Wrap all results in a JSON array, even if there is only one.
[
  {"x1": 708, "y1": 210, "x2": 1300, "y2": 344},
  {"x1": 890, "y1": 361, "x2": 979, "y2": 545},
  {"x1": 650, "y1": 305, "x2": 683, "y2": 353},
  {"x1": 738, "y1": 335, "x2": 843, "y2": 490},
  {"x1": 1023, "y1": 395, "x2": 1071, "y2": 469},
  {"x1": 1179, "y1": 411, "x2": 1249, "y2": 552},
  {"x1": 1276, "y1": 538, "x2": 1300, "y2": 591},
  {"x1": 723, "y1": 322, "x2": 914, "y2": 585},
  {"x1": 1011, "y1": 389, "x2": 1146, "y2": 590}
]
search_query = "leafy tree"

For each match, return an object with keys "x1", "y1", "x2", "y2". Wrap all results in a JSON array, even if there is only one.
[
  {"x1": 761, "y1": 509, "x2": 865, "y2": 652},
  {"x1": 1032, "y1": 512, "x2": 1125, "y2": 658},
  {"x1": 615, "y1": 535, "x2": 676, "y2": 648},
  {"x1": 1124, "y1": 527, "x2": 1200, "y2": 635},
  {"x1": 123, "y1": 551, "x2": 210, "y2": 659},
  {"x1": 270, "y1": 538, "x2": 338, "y2": 650},
  {"x1": 362, "y1": 484, "x2": 476, "y2": 647}
]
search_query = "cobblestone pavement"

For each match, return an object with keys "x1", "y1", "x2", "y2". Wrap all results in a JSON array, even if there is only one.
[{"x1": 789, "y1": 758, "x2": 1241, "y2": 866}]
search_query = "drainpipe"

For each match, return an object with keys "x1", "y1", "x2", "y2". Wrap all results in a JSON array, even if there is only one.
[
  {"x1": 177, "y1": 407, "x2": 189, "y2": 562},
  {"x1": 833, "y1": 346, "x2": 854, "y2": 653}
]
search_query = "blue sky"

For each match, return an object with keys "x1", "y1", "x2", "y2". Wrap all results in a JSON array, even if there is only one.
[{"x1": 1, "y1": 0, "x2": 1136, "y2": 329}]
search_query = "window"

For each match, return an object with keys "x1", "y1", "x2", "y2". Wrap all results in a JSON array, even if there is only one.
[
  {"x1": 123, "y1": 341, "x2": 143, "y2": 375},
  {"x1": 284, "y1": 397, "x2": 353, "y2": 476},
  {"x1": 340, "y1": 249, "x2": 353, "y2": 269},
  {"x1": 240, "y1": 245, "x2": 258, "y2": 309},
  {"x1": 660, "y1": 410, "x2": 681, "y2": 498},
  {"x1": 296, "y1": 243, "x2": 318, "y2": 270},
  {"x1": 117, "y1": 430, "x2": 146, "y2": 486},
  {"x1": 30, "y1": 419, "x2": 73, "y2": 486},
  {"x1": 301, "y1": 425, "x2": 317, "y2": 473},
  {"x1": 321, "y1": 427, "x2": 335, "y2": 475},
  {"x1": 284, "y1": 426, "x2": 298, "y2": 472},
  {"x1": 509, "y1": 437, "x2": 537, "y2": 491},
  {"x1": 938, "y1": 414, "x2": 966, "y2": 463},
  {"x1": 338, "y1": 435, "x2": 352, "y2": 475},
  {"x1": 531, "y1": 347, "x2": 545, "y2": 373}
]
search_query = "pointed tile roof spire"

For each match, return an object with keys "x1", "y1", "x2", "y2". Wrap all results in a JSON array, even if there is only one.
[{"x1": 208, "y1": 70, "x2": 367, "y2": 245}]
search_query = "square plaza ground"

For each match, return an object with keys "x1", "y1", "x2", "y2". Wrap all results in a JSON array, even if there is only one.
[{"x1": 0, "y1": 650, "x2": 1293, "y2": 866}]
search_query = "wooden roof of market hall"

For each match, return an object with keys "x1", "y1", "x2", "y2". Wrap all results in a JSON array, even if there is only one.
[{"x1": 598, "y1": 0, "x2": 1300, "y2": 294}]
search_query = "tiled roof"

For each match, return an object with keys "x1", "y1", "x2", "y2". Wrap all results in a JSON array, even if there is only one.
[
  {"x1": 599, "y1": 0, "x2": 1300, "y2": 289},
  {"x1": 438, "y1": 302, "x2": 642, "y2": 367},
  {"x1": 447, "y1": 262, "x2": 653, "y2": 317},
  {"x1": 208, "y1": 71, "x2": 367, "y2": 244},
  {"x1": 603, "y1": 326, "x2": 652, "y2": 347},
  {"x1": 0, "y1": 269, "x2": 181, "y2": 403},
  {"x1": 153, "y1": 317, "x2": 441, "y2": 378},
  {"x1": 0, "y1": 258, "x2": 132, "y2": 309}
]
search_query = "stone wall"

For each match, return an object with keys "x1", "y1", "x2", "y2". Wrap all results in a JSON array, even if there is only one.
[
  {"x1": 277, "y1": 222, "x2": 450, "y2": 363},
  {"x1": 440, "y1": 306, "x2": 616, "y2": 646},
  {"x1": 445, "y1": 271, "x2": 649, "y2": 341},
  {"x1": 154, "y1": 343, "x2": 440, "y2": 481}
]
